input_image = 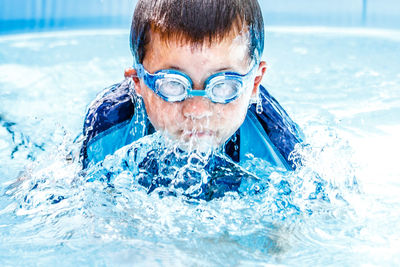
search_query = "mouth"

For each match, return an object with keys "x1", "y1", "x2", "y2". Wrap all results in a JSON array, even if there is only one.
[
  {"x1": 181, "y1": 130, "x2": 215, "y2": 139},
  {"x1": 187, "y1": 131, "x2": 214, "y2": 138}
]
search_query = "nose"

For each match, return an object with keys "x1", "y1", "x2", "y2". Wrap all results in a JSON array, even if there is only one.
[{"x1": 182, "y1": 96, "x2": 213, "y2": 119}]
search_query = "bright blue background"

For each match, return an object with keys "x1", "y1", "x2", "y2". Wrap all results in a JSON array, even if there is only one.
[{"x1": 1, "y1": 0, "x2": 400, "y2": 34}]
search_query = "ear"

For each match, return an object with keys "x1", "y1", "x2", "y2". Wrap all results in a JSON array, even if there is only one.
[
  {"x1": 125, "y1": 67, "x2": 143, "y2": 96},
  {"x1": 251, "y1": 61, "x2": 267, "y2": 98}
]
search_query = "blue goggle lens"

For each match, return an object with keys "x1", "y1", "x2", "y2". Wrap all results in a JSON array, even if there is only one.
[
  {"x1": 209, "y1": 79, "x2": 241, "y2": 102},
  {"x1": 156, "y1": 78, "x2": 187, "y2": 100}
]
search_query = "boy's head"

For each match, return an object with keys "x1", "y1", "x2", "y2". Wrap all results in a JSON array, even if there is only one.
[
  {"x1": 130, "y1": 0, "x2": 264, "y2": 65},
  {"x1": 128, "y1": 0, "x2": 267, "y2": 151}
]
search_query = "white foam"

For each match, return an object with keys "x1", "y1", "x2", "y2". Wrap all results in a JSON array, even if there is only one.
[{"x1": 0, "y1": 29, "x2": 129, "y2": 43}]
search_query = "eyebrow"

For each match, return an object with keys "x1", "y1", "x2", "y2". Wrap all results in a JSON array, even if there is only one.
[
  {"x1": 167, "y1": 65, "x2": 233, "y2": 73},
  {"x1": 214, "y1": 67, "x2": 231, "y2": 72},
  {"x1": 167, "y1": 65, "x2": 183, "y2": 71}
]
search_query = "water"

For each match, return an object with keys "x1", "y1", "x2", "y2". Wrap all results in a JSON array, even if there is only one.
[{"x1": 1, "y1": 27, "x2": 400, "y2": 266}]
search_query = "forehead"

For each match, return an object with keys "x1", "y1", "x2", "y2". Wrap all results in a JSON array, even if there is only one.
[
  {"x1": 144, "y1": 27, "x2": 251, "y2": 66},
  {"x1": 148, "y1": 20, "x2": 249, "y2": 44}
]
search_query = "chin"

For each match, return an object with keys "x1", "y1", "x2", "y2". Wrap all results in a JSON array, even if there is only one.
[
  {"x1": 160, "y1": 129, "x2": 225, "y2": 154},
  {"x1": 177, "y1": 134, "x2": 220, "y2": 154}
]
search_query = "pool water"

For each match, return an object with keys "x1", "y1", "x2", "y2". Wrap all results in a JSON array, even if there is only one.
[{"x1": 0, "y1": 27, "x2": 400, "y2": 266}]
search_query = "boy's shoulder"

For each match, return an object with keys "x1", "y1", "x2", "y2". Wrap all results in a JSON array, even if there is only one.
[
  {"x1": 81, "y1": 80, "x2": 142, "y2": 167},
  {"x1": 83, "y1": 80, "x2": 135, "y2": 142}
]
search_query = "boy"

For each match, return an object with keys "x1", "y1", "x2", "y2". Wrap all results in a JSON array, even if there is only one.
[{"x1": 80, "y1": 0, "x2": 301, "y2": 173}]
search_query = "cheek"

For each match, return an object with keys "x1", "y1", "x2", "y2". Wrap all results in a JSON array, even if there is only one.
[
  {"x1": 144, "y1": 93, "x2": 183, "y2": 129},
  {"x1": 216, "y1": 97, "x2": 250, "y2": 134},
  {"x1": 221, "y1": 98, "x2": 248, "y2": 121}
]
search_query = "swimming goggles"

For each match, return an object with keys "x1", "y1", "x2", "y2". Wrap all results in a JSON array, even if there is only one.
[{"x1": 135, "y1": 62, "x2": 258, "y2": 104}]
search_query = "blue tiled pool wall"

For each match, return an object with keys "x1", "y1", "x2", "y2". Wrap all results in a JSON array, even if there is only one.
[{"x1": 1, "y1": 0, "x2": 400, "y2": 34}]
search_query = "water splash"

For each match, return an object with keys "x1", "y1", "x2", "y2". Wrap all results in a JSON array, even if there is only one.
[{"x1": 0, "y1": 121, "x2": 364, "y2": 265}]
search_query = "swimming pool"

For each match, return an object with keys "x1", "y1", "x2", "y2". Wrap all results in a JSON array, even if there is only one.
[{"x1": 1, "y1": 26, "x2": 400, "y2": 266}]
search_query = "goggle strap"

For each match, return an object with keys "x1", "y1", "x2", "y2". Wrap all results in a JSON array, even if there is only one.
[{"x1": 136, "y1": 64, "x2": 145, "y2": 78}]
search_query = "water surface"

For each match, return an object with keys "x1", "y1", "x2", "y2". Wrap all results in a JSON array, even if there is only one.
[{"x1": 0, "y1": 27, "x2": 399, "y2": 266}]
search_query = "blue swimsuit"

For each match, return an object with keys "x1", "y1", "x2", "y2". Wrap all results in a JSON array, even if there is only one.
[{"x1": 80, "y1": 79, "x2": 303, "y2": 171}]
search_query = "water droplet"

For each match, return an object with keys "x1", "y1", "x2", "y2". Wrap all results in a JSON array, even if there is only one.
[{"x1": 256, "y1": 101, "x2": 263, "y2": 114}]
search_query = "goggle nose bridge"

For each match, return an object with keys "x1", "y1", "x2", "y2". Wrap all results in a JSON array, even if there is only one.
[{"x1": 186, "y1": 89, "x2": 207, "y2": 97}]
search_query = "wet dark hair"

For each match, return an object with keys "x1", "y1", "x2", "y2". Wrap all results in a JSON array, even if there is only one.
[{"x1": 130, "y1": 0, "x2": 264, "y2": 65}]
